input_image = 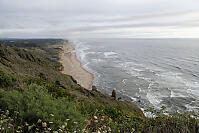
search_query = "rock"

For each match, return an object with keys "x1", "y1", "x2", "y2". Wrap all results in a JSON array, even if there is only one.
[
  {"x1": 118, "y1": 97, "x2": 122, "y2": 101},
  {"x1": 92, "y1": 86, "x2": 98, "y2": 91},
  {"x1": 57, "y1": 65, "x2": 64, "y2": 71},
  {"x1": 111, "y1": 90, "x2": 116, "y2": 100}
]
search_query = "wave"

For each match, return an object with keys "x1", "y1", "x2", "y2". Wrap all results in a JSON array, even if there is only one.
[
  {"x1": 92, "y1": 58, "x2": 104, "y2": 63},
  {"x1": 75, "y1": 44, "x2": 90, "y2": 61},
  {"x1": 146, "y1": 91, "x2": 162, "y2": 107},
  {"x1": 71, "y1": 40, "x2": 95, "y2": 78},
  {"x1": 104, "y1": 51, "x2": 118, "y2": 58},
  {"x1": 71, "y1": 38, "x2": 199, "y2": 112}
]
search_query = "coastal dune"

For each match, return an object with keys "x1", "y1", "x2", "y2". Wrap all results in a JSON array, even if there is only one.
[{"x1": 60, "y1": 41, "x2": 93, "y2": 89}]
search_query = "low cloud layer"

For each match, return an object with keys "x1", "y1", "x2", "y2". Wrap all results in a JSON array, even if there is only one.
[{"x1": 0, "y1": 0, "x2": 199, "y2": 38}]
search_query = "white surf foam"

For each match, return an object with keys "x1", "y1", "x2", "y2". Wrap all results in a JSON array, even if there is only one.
[
  {"x1": 104, "y1": 51, "x2": 118, "y2": 58},
  {"x1": 146, "y1": 92, "x2": 162, "y2": 107},
  {"x1": 122, "y1": 79, "x2": 127, "y2": 84},
  {"x1": 116, "y1": 61, "x2": 145, "y2": 76},
  {"x1": 185, "y1": 81, "x2": 199, "y2": 98},
  {"x1": 92, "y1": 58, "x2": 103, "y2": 63},
  {"x1": 71, "y1": 40, "x2": 95, "y2": 78}
]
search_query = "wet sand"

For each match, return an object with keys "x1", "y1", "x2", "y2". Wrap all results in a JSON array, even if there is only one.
[{"x1": 59, "y1": 41, "x2": 93, "y2": 89}]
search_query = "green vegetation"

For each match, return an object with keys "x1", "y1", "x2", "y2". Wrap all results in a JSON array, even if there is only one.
[
  {"x1": 0, "y1": 84, "x2": 85, "y2": 132},
  {"x1": 141, "y1": 107, "x2": 199, "y2": 133},
  {"x1": 0, "y1": 40, "x2": 199, "y2": 133},
  {"x1": 0, "y1": 70, "x2": 15, "y2": 88}
]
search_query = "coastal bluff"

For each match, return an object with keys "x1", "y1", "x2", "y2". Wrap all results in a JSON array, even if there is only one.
[
  {"x1": 0, "y1": 39, "x2": 144, "y2": 132},
  {"x1": 1, "y1": 39, "x2": 198, "y2": 133}
]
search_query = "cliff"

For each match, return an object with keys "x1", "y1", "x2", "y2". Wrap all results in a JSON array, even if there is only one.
[{"x1": 0, "y1": 40, "x2": 144, "y2": 132}]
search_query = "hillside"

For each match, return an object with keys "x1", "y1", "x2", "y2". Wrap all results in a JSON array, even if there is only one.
[{"x1": 0, "y1": 40, "x2": 199, "y2": 133}]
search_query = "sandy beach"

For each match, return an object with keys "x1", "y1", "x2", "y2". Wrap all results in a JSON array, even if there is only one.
[{"x1": 59, "y1": 41, "x2": 93, "y2": 89}]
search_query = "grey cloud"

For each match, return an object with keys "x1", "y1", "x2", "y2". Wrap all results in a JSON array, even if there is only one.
[
  {"x1": 61, "y1": 20, "x2": 199, "y2": 34},
  {"x1": 0, "y1": 0, "x2": 199, "y2": 38},
  {"x1": 79, "y1": 10, "x2": 199, "y2": 23}
]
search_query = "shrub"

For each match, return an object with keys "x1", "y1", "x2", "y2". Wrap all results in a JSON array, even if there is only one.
[
  {"x1": 0, "y1": 84, "x2": 86, "y2": 131},
  {"x1": 0, "y1": 41, "x2": 7, "y2": 56},
  {"x1": 0, "y1": 69, "x2": 15, "y2": 88},
  {"x1": 24, "y1": 77, "x2": 74, "y2": 99},
  {"x1": 142, "y1": 107, "x2": 199, "y2": 133}
]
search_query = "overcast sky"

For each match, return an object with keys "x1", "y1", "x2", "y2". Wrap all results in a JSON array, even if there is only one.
[{"x1": 0, "y1": 0, "x2": 199, "y2": 38}]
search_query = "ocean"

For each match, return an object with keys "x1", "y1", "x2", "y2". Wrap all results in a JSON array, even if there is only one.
[{"x1": 72, "y1": 38, "x2": 199, "y2": 112}]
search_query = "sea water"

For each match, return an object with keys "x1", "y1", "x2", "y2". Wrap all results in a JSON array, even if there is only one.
[{"x1": 72, "y1": 38, "x2": 199, "y2": 112}]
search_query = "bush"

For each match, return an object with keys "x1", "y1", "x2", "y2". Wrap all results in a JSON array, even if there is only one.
[
  {"x1": 24, "y1": 77, "x2": 74, "y2": 99},
  {"x1": 142, "y1": 107, "x2": 199, "y2": 133},
  {"x1": 0, "y1": 41, "x2": 7, "y2": 56},
  {"x1": 0, "y1": 84, "x2": 86, "y2": 131},
  {"x1": 0, "y1": 69, "x2": 15, "y2": 88}
]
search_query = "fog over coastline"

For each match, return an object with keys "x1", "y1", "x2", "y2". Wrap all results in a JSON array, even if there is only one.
[{"x1": 0, "y1": 0, "x2": 199, "y2": 38}]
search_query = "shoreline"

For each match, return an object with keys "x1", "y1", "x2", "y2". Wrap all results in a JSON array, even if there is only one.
[{"x1": 59, "y1": 40, "x2": 94, "y2": 89}]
